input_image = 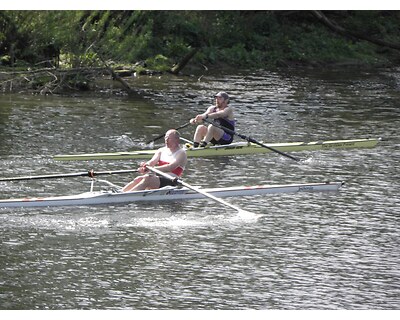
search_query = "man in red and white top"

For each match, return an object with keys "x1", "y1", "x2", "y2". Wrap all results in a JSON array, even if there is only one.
[{"x1": 122, "y1": 129, "x2": 187, "y2": 192}]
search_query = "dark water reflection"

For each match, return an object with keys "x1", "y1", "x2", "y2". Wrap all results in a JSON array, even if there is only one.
[{"x1": 0, "y1": 67, "x2": 399, "y2": 309}]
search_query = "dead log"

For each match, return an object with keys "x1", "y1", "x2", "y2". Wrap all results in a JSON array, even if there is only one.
[
  {"x1": 96, "y1": 54, "x2": 135, "y2": 93},
  {"x1": 170, "y1": 47, "x2": 200, "y2": 75}
]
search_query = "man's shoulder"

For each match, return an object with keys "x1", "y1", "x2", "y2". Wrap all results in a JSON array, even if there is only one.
[{"x1": 176, "y1": 147, "x2": 187, "y2": 157}]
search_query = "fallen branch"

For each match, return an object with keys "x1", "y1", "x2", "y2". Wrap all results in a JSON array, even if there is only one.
[
  {"x1": 170, "y1": 47, "x2": 200, "y2": 74},
  {"x1": 0, "y1": 67, "x2": 110, "y2": 94}
]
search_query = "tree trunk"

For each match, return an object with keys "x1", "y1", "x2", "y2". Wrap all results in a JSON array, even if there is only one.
[
  {"x1": 96, "y1": 50, "x2": 135, "y2": 93},
  {"x1": 170, "y1": 47, "x2": 200, "y2": 75}
]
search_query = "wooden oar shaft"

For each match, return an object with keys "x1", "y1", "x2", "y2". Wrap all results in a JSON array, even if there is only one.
[
  {"x1": 146, "y1": 122, "x2": 191, "y2": 144},
  {"x1": 0, "y1": 169, "x2": 138, "y2": 182},
  {"x1": 204, "y1": 119, "x2": 300, "y2": 162},
  {"x1": 146, "y1": 166, "x2": 245, "y2": 212}
]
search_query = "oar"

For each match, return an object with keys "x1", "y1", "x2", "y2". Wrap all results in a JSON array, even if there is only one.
[
  {"x1": 203, "y1": 118, "x2": 300, "y2": 162},
  {"x1": 0, "y1": 169, "x2": 138, "y2": 182},
  {"x1": 146, "y1": 121, "x2": 191, "y2": 144},
  {"x1": 146, "y1": 165, "x2": 253, "y2": 215}
]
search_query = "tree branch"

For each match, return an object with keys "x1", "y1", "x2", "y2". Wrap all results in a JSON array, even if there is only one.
[
  {"x1": 170, "y1": 47, "x2": 200, "y2": 75},
  {"x1": 311, "y1": 10, "x2": 400, "y2": 51}
]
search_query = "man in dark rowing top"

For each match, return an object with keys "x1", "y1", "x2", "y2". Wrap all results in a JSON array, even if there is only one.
[{"x1": 190, "y1": 91, "x2": 235, "y2": 148}]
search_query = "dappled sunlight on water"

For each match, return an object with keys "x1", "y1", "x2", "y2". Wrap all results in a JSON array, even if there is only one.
[{"x1": 0, "y1": 68, "x2": 399, "y2": 309}]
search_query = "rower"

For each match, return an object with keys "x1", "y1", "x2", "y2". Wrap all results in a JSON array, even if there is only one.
[
  {"x1": 190, "y1": 91, "x2": 235, "y2": 148},
  {"x1": 122, "y1": 129, "x2": 187, "y2": 192}
]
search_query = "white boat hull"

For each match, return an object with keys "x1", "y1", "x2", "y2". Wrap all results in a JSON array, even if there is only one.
[{"x1": 0, "y1": 181, "x2": 344, "y2": 208}]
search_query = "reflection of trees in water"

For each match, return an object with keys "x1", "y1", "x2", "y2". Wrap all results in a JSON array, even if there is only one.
[{"x1": 0, "y1": 100, "x2": 12, "y2": 156}]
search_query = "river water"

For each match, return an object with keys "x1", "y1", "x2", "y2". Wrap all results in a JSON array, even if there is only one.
[{"x1": 0, "y1": 67, "x2": 399, "y2": 310}]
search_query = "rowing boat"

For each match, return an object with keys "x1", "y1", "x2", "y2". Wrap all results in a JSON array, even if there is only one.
[
  {"x1": 0, "y1": 180, "x2": 344, "y2": 208},
  {"x1": 53, "y1": 138, "x2": 380, "y2": 161}
]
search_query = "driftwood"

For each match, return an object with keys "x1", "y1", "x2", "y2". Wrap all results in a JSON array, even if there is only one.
[
  {"x1": 0, "y1": 46, "x2": 199, "y2": 94},
  {"x1": 170, "y1": 47, "x2": 200, "y2": 75},
  {"x1": 312, "y1": 11, "x2": 400, "y2": 52},
  {"x1": 0, "y1": 67, "x2": 121, "y2": 94},
  {"x1": 95, "y1": 51, "x2": 135, "y2": 93},
  {"x1": 0, "y1": 64, "x2": 171, "y2": 94}
]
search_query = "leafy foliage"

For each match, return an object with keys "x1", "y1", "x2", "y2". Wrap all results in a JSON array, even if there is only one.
[{"x1": 1, "y1": 11, "x2": 399, "y2": 70}]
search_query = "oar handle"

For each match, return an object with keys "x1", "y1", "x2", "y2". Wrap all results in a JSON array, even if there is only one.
[
  {"x1": 145, "y1": 166, "x2": 181, "y2": 184},
  {"x1": 146, "y1": 121, "x2": 191, "y2": 144},
  {"x1": 203, "y1": 118, "x2": 300, "y2": 162}
]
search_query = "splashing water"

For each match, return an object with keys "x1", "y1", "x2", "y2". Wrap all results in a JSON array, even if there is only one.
[{"x1": 116, "y1": 135, "x2": 135, "y2": 148}]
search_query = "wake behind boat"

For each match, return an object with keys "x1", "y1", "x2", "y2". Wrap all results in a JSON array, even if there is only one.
[
  {"x1": 0, "y1": 180, "x2": 344, "y2": 208},
  {"x1": 53, "y1": 138, "x2": 380, "y2": 161}
]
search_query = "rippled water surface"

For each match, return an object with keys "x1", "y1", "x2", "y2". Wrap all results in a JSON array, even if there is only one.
[{"x1": 0, "y1": 68, "x2": 399, "y2": 309}]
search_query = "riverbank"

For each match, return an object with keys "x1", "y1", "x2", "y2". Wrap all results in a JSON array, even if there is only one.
[
  {"x1": 1, "y1": 57, "x2": 397, "y2": 96},
  {"x1": 2, "y1": 11, "x2": 400, "y2": 95}
]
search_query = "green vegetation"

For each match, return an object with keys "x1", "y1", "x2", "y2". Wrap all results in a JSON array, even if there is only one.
[{"x1": 1, "y1": 11, "x2": 399, "y2": 73}]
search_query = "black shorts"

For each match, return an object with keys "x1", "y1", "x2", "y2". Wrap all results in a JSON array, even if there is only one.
[
  {"x1": 159, "y1": 176, "x2": 179, "y2": 188},
  {"x1": 210, "y1": 132, "x2": 234, "y2": 145}
]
